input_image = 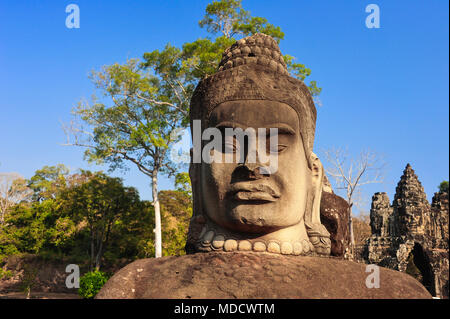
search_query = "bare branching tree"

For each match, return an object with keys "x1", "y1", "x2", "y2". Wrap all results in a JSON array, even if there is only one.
[
  {"x1": 0, "y1": 172, "x2": 33, "y2": 224},
  {"x1": 322, "y1": 148, "x2": 386, "y2": 257}
]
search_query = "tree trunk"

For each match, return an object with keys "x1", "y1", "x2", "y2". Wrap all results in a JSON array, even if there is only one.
[
  {"x1": 0, "y1": 203, "x2": 6, "y2": 224},
  {"x1": 95, "y1": 239, "x2": 103, "y2": 271},
  {"x1": 90, "y1": 229, "x2": 95, "y2": 272},
  {"x1": 94, "y1": 220, "x2": 112, "y2": 271},
  {"x1": 152, "y1": 172, "x2": 162, "y2": 258},
  {"x1": 348, "y1": 204, "x2": 355, "y2": 257}
]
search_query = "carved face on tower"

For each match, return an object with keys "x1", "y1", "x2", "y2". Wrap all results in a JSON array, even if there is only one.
[{"x1": 186, "y1": 33, "x2": 330, "y2": 256}]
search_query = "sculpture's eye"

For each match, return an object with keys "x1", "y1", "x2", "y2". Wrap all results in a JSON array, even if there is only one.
[
  {"x1": 276, "y1": 144, "x2": 288, "y2": 153},
  {"x1": 265, "y1": 132, "x2": 288, "y2": 154},
  {"x1": 224, "y1": 135, "x2": 239, "y2": 153},
  {"x1": 268, "y1": 143, "x2": 287, "y2": 154}
]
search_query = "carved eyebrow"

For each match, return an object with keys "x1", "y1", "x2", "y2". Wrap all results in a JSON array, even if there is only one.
[
  {"x1": 264, "y1": 124, "x2": 296, "y2": 135},
  {"x1": 214, "y1": 122, "x2": 295, "y2": 135},
  {"x1": 215, "y1": 121, "x2": 246, "y2": 130}
]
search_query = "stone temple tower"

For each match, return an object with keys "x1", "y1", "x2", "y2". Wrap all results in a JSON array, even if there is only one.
[
  {"x1": 392, "y1": 164, "x2": 431, "y2": 238},
  {"x1": 365, "y1": 164, "x2": 449, "y2": 298}
]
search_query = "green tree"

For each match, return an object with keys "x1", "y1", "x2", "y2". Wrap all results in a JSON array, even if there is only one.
[
  {"x1": 65, "y1": 59, "x2": 186, "y2": 258},
  {"x1": 0, "y1": 200, "x2": 58, "y2": 256},
  {"x1": 198, "y1": 0, "x2": 253, "y2": 39},
  {"x1": 159, "y1": 190, "x2": 192, "y2": 256},
  {"x1": 183, "y1": 0, "x2": 321, "y2": 95},
  {"x1": 0, "y1": 173, "x2": 32, "y2": 225},
  {"x1": 438, "y1": 181, "x2": 449, "y2": 193},
  {"x1": 58, "y1": 171, "x2": 142, "y2": 270},
  {"x1": 352, "y1": 214, "x2": 371, "y2": 246},
  {"x1": 0, "y1": 166, "x2": 89, "y2": 260},
  {"x1": 78, "y1": 270, "x2": 110, "y2": 299},
  {"x1": 1, "y1": 167, "x2": 155, "y2": 268},
  {"x1": 174, "y1": 172, "x2": 192, "y2": 197},
  {"x1": 142, "y1": 0, "x2": 321, "y2": 97},
  {"x1": 104, "y1": 199, "x2": 154, "y2": 262},
  {"x1": 20, "y1": 263, "x2": 39, "y2": 299},
  {"x1": 27, "y1": 164, "x2": 70, "y2": 202}
]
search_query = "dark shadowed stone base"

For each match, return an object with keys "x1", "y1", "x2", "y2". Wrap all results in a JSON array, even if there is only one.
[
  {"x1": 320, "y1": 192, "x2": 350, "y2": 257},
  {"x1": 96, "y1": 252, "x2": 431, "y2": 299}
]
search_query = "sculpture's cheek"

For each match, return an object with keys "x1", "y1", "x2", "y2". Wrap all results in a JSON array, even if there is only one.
[
  {"x1": 200, "y1": 161, "x2": 236, "y2": 227},
  {"x1": 268, "y1": 146, "x2": 311, "y2": 226}
]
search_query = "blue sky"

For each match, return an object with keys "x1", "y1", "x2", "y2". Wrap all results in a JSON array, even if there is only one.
[{"x1": 0, "y1": 0, "x2": 448, "y2": 215}]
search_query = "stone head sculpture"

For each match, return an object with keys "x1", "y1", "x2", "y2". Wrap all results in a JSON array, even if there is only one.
[{"x1": 186, "y1": 33, "x2": 331, "y2": 256}]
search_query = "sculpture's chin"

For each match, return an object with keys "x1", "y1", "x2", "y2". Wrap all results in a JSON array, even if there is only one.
[
  {"x1": 220, "y1": 219, "x2": 281, "y2": 234},
  {"x1": 206, "y1": 202, "x2": 302, "y2": 234}
]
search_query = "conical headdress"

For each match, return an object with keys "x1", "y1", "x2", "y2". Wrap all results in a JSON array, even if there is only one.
[{"x1": 190, "y1": 33, "x2": 317, "y2": 160}]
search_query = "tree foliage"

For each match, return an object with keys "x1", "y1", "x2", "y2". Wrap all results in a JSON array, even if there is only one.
[
  {"x1": 57, "y1": 171, "x2": 142, "y2": 270},
  {"x1": 68, "y1": 59, "x2": 185, "y2": 177},
  {"x1": 438, "y1": 181, "x2": 449, "y2": 193},
  {"x1": 159, "y1": 190, "x2": 192, "y2": 256},
  {"x1": 142, "y1": 0, "x2": 321, "y2": 99},
  {"x1": 0, "y1": 166, "x2": 155, "y2": 270},
  {"x1": 199, "y1": 0, "x2": 320, "y2": 95},
  {"x1": 0, "y1": 164, "x2": 192, "y2": 270},
  {"x1": 78, "y1": 270, "x2": 110, "y2": 299},
  {"x1": 28, "y1": 164, "x2": 70, "y2": 202},
  {"x1": 352, "y1": 214, "x2": 371, "y2": 246},
  {"x1": 174, "y1": 172, "x2": 192, "y2": 197},
  {"x1": 0, "y1": 173, "x2": 32, "y2": 224}
]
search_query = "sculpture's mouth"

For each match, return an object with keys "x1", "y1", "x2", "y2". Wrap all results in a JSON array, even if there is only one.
[{"x1": 227, "y1": 182, "x2": 280, "y2": 202}]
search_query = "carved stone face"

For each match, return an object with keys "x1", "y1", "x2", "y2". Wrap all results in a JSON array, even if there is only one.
[{"x1": 200, "y1": 100, "x2": 312, "y2": 235}]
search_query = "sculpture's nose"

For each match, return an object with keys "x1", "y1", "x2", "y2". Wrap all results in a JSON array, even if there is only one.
[
  {"x1": 233, "y1": 164, "x2": 269, "y2": 181},
  {"x1": 242, "y1": 159, "x2": 259, "y2": 171},
  {"x1": 241, "y1": 140, "x2": 270, "y2": 177}
]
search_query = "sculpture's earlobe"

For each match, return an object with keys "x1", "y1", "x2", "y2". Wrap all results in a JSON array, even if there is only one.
[
  {"x1": 185, "y1": 149, "x2": 206, "y2": 254},
  {"x1": 305, "y1": 153, "x2": 331, "y2": 255},
  {"x1": 311, "y1": 153, "x2": 323, "y2": 225}
]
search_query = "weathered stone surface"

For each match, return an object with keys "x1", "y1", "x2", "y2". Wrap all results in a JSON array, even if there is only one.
[
  {"x1": 96, "y1": 252, "x2": 431, "y2": 299},
  {"x1": 0, "y1": 255, "x2": 74, "y2": 294},
  {"x1": 430, "y1": 191, "x2": 449, "y2": 246},
  {"x1": 320, "y1": 191, "x2": 350, "y2": 257},
  {"x1": 365, "y1": 164, "x2": 449, "y2": 298},
  {"x1": 429, "y1": 191, "x2": 449, "y2": 299},
  {"x1": 187, "y1": 33, "x2": 331, "y2": 257},
  {"x1": 370, "y1": 192, "x2": 393, "y2": 237},
  {"x1": 393, "y1": 164, "x2": 431, "y2": 238},
  {"x1": 322, "y1": 175, "x2": 333, "y2": 194}
]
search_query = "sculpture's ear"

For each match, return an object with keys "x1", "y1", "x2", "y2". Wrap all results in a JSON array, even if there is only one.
[
  {"x1": 305, "y1": 152, "x2": 331, "y2": 255},
  {"x1": 185, "y1": 148, "x2": 206, "y2": 254},
  {"x1": 311, "y1": 153, "x2": 323, "y2": 225}
]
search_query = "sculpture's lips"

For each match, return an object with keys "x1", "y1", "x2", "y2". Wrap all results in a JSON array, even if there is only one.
[{"x1": 228, "y1": 182, "x2": 280, "y2": 202}]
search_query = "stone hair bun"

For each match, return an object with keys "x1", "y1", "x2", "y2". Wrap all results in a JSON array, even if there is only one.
[{"x1": 217, "y1": 33, "x2": 288, "y2": 75}]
